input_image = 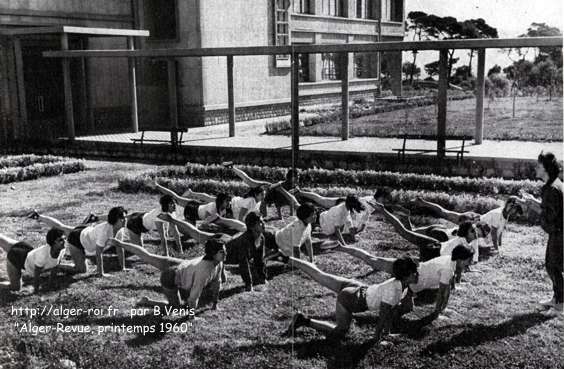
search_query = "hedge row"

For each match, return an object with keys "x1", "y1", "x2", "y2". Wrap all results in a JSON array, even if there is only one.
[
  {"x1": 0, "y1": 160, "x2": 86, "y2": 184},
  {"x1": 118, "y1": 175, "x2": 504, "y2": 215},
  {"x1": 0, "y1": 154, "x2": 70, "y2": 169},
  {"x1": 265, "y1": 93, "x2": 475, "y2": 134},
  {"x1": 139, "y1": 163, "x2": 542, "y2": 196}
]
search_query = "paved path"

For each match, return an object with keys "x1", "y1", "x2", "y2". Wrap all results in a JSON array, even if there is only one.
[{"x1": 76, "y1": 118, "x2": 562, "y2": 161}]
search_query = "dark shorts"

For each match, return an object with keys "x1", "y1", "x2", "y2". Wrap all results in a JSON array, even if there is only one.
[
  {"x1": 183, "y1": 201, "x2": 202, "y2": 224},
  {"x1": 126, "y1": 212, "x2": 148, "y2": 235},
  {"x1": 160, "y1": 266, "x2": 178, "y2": 290},
  {"x1": 420, "y1": 243, "x2": 441, "y2": 262},
  {"x1": 67, "y1": 225, "x2": 87, "y2": 253},
  {"x1": 337, "y1": 281, "x2": 368, "y2": 313},
  {"x1": 423, "y1": 226, "x2": 450, "y2": 243},
  {"x1": 546, "y1": 232, "x2": 563, "y2": 272},
  {"x1": 264, "y1": 231, "x2": 278, "y2": 252},
  {"x1": 7, "y1": 241, "x2": 34, "y2": 270}
]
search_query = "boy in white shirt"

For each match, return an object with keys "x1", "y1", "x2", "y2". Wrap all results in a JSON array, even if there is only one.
[
  {"x1": 284, "y1": 256, "x2": 418, "y2": 342},
  {"x1": 335, "y1": 243, "x2": 474, "y2": 320},
  {"x1": 30, "y1": 207, "x2": 127, "y2": 277},
  {"x1": 0, "y1": 229, "x2": 71, "y2": 293}
]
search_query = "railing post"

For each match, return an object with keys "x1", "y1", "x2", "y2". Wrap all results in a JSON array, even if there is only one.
[
  {"x1": 291, "y1": 50, "x2": 300, "y2": 177},
  {"x1": 437, "y1": 49, "x2": 448, "y2": 158},
  {"x1": 128, "y1": 36, "x2": 139, "y2": 133},
  {"x1": 340, "y1": 52, "x2": 349, "y2": 141},
  {"x1": 475, "y1": 48, "x2": 486, "y2": 144},
  {"x1": 227, "y1": 55, "x2": 235, "y2": 137},
  {"x1": 167, "y1": 59, "x2": 179, "y2": 145}
]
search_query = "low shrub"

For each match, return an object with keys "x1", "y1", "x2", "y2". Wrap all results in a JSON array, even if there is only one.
[
  {"x1": 0, "y1": 154, "x2": 69, "y2": 169},
  {"x1": 138, "y1": 163, "x2": 542, "y2": 197},
  {"x1": 0, "y1": 160, "x2": 86, "y2": 184}
]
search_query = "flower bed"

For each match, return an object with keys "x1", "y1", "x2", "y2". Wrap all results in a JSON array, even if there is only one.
[{"x1": 0, "y1": 155, "x2": 86, "y2": 184}]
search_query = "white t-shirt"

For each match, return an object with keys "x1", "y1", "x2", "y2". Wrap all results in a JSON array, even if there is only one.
[
  {"x1": 142, "y1": 208, "x2": 165, "y2": 231},
  {"x1": 80, "y1": 222, "x2": 114, "y2": 256},
  {"x1": 175, "y1": 257, "x2": 222, "y2": 294},
  {"x1": 480, "y1": 207, "x2": 507, "y2": 231},
  {"x1": 198, "y1": 202, "x2": 219, "y2": 220},
  {"x1": 352, "y1": 196, "x2": 373, "y2": 229},
  {"x1": 23, "y1": 245, "x2": 66, "y2": 276},
  {"x1": 410, "y1": 255, "x2": 455, "y2": 293},
  {"x1": 319, "y1": 202, "x2": 353, "y2": 235},
  {"x1": 365, "y1": 278, "x2": 403, "y2": 315},
  {"x1": 274, "y1": 217, "x2": 312, "y2": 256},
  {"x1": 231, "y1": 196, "x2": 257, "y2": 220},
  {"x1": 440, "y1": 236, "x2": 470, "y2": 257}
]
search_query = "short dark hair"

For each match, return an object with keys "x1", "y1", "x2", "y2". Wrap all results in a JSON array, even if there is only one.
[
  {"x1": 374, "y1": 188, "x2": 392, "y2": 201},
  {"x1": 392, "y1": 256, "x2": 418, "y2": 280},
  {"x1": 215, "y1": 193, "x2": 232, "y2": 210},
  {"x1": 245, "y1": 211, "x2": 262, "y2": 229},
  {"x1": 203, "y1": 235, "x2": 226, "y2": 260},
  {"x1": 457, "y1": 221, "x2": 474, "y2": 239},
  {"x1": 503, "y1": 197, "x2": 524, "y2": 218},
  {"x1": 345, "y1": 195, "x2": 365, "y2": 213},
  {"x1": 160, "y1": 195, "x2": 176, "y2": 212},
  {"x1": 107, "y1": 206, "x2": 127, "y2": 225},
  {"x1": 475, "y1": 221, "x2": 491, "y2": 237},
  {"x1": 46, "y1": 228, "x2": 65, "y2": 247},
  {"x1": 451, "y1": 245, "x2": 474, "y2": 261},
  {"x1": 538, "y1": 151, "x2": 561, "y2": 182},
  {"x1": 296, "y1": 203, "x2": 316, "y2": 222}
]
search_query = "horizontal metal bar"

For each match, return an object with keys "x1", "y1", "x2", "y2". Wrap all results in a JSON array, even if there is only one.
[{"x1": 42, "y1": 37, "x2": 562, "y2": 59}]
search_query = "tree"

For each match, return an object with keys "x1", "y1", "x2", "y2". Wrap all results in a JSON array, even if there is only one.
[
  {"x1": 402, "y1": 62, "x2": 421, "y2": 81},
  {"x1": 487, "y1": 64, "x2": 502, "y2": 77},
  {"x1": 522, "y1": 23, "x2": 562, "y2": 68},
  {"x1": 424, "y1": 61, "x2": 440, "y2": 78},
  {"x1": 459, "y1": 18, "x2": 498, "y2": 78}
]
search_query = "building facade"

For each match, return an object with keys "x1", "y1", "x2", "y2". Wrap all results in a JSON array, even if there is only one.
[{"x1": 0, "y1": 0, "x2": 405, "y2": 142}]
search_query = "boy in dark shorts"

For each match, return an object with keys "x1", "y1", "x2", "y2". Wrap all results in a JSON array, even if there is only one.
[{"x1": 0, "y1": 229, "x2": 72, "y2": 293}]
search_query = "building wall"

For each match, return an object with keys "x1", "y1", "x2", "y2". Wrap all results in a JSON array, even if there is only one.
[
  {"x1": 0, "y1": 0, "x2": 136, "y2": 140},
  {"x1": 199, "y1": 0, "x2": 290, "y2": 112}
]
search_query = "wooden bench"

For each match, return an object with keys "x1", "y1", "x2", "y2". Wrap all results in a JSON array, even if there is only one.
[
  {"x1": 392, "y1": 134, "x2": 471, "y2": 162},
  {"x1": 130, "y1": 127, "x2": 189, "y2": 148}
]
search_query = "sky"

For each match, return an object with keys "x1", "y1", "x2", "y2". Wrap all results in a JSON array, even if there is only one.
[{"x1": 403, "y1": 0, "x2": 563, "y2": 76}]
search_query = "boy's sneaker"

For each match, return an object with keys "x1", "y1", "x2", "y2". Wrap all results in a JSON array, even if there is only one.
[
  {"x1": 27, "y1": 210, "x2": 40, "y2": 220},
  {"x1": 81, "y1": 213, "x2": 99, "y2": 224},
  {"x1": 222, "y1": 161, "x2": 234, "y2": 168}
]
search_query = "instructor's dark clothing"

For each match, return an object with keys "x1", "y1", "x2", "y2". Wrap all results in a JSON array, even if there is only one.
[
  {"x1": 541, "y1": 178, "x2": 563, "y2": 304},
  {"x1": 226, "y1": 231, "x2": 266, "y2": 288}
]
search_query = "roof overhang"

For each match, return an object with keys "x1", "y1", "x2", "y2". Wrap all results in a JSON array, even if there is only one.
[{"x1": 0, "y1": 25, "x2": 149, "y2": 37}]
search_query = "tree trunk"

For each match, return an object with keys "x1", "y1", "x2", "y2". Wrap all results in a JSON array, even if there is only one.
[
  {"x1": 512, "y1": 83, "x2": 517, "y2": 118},
  {"x1": 410, "y1": 52, "x2": 417, "y2": 85}
]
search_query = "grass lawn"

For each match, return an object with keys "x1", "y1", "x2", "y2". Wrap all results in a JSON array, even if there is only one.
[
  {"x1": 287, "y1": 96, "x2": 563, "y2": 142},
  {"x1": 0, "y1": 160, "x2": 562, "y2": 369}
]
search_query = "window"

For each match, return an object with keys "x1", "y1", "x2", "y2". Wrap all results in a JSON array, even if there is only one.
[
  {"x1": 274, "y1": 0, "x2": 291, "y2": 66},
  {"x1": 356, "y1": 0, "x2": 375, "y2": 19},
  {"x1": 144, "y1": 0, "x2": 178, "y2": 41},
  {"x1": 293, "y1": 0, "x2": 311, "y2": 14},
  {"x1": 321, "y1": 53, "x2": 342, "y2": 80},
  {"x1": 321, "y1": 0, "x2": 344, "y2": 17},
  {"x1": 297, "y1": 53, "x2": 310, "y2": 82},
  {"x1": 381, "y1": 0, "x2": 403, "y2": 22}
]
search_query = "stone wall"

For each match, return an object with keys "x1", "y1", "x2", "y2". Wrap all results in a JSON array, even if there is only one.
[{"x1": 2, "y1": 140, "x2": 539, "y2": 180}]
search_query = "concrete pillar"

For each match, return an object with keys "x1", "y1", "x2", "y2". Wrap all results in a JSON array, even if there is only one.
[
  {"x1": 389, "y1": 50, "x2": 402, "y2": 96},
  {"x1": 340, "y1": 52, "x2": 350, "y2": 140},
  {"x1": 311, "y1": 33, "x2": 323, "y2": 82},
  {"x1": 347, "y1": 35, "x2": 355, "y2": 80},
  {"x1": 13, "y1": 37, "x2": 27, "y2": 140},
  {"x1": 167, "y1": 59, "x2": 178, "y2": 144},
  {"x1": 60, "y1": 33, "x2": 75, "y2": 140},
  {"x1": 291, "y1": 52, "x2": 300, "y2": 172}
]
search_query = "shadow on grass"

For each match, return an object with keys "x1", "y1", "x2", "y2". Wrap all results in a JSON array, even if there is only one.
[
  {"x1": 0, "y1": 201, "x2": 83, "y2": 218},
  {"x1": 421, "y1": 312, "x2": 555, "y2": 356},
  {"x1": 99, "y1": 283, "x2": 162, "y2": 294}
]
